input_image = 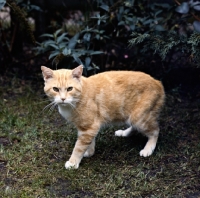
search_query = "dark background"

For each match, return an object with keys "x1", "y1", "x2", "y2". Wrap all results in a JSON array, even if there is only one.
[{"x1": 0, "y1": 0, "x2": 200, "y2": 99}]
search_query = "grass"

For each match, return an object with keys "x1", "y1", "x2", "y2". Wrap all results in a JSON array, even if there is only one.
[{"x1": 0, "y1": 77, "x2": 200, "y2": 197}]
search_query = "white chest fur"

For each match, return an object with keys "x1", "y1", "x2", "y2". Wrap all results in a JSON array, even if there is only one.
[{"x1": 58, "y1": 105, "x2": 73, "y2": 121}]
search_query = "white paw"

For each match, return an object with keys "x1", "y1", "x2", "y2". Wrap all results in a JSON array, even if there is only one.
[
  {"x1": 65, "y1": 161, "x2": 79, "y2": 169},
  {"x1": 115, "y1": 130, "x2": 124, "y2": 137},
  {"x1": 139, "y1": 148, "x2": 153, "y2": 157}
]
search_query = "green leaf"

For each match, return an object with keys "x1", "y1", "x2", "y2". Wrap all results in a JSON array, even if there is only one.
[
  {"x1": 68, "y1": 33, "x2": 80, "y2": 49},
  {"x1": 129, "y1": 25, "x2": 135, "y2": 31},
  {"x1": 43, "y1": 40, "x2": 55, "y2": 47},
  {"x1": 190, "y1": 1, "x2": 200, "y2": 10},
  {"x1": 155, "y1": 10, "x2": 163, "y2": 17},
  {"x1": 0, "y1": 0, "x2": 6, "y2": 10},
  {"x1": 100, "y1": 4, "x2": 109, "y2": 12},
  {"x1": 49, "y1": 44, "x2": 59, "y2": 49},
  {"x1": 40, "y1": 34, "x2": 54, "y2": 38},
  {"x1": 83, "y1": 33, "x2": 91, "y2": 42},
  {"x1": 85, "y1": 57, "x2": 91, "y2": 67},
  {"x1": 193, "y1": 21, "x2": 200, "y2": 33},
  {"x1": 72, "y1": 54, "x2": 83, "y2": 65},
  {"x1": 125, "y1": 16, "x2": 134, "y2": 22},
  {"x1": 119, "y1": 6, "x2": 124, "y2": 14},
  {"x1": 16, "y1": 0, "x2": 23, "y2": 3},
  {"x1": 90, "y1": 51, "x2": 103, "y2": 55},
  {"x1": 98, "y1": 19, "x2": 101, "y2": 25},
  {"x1": 29, "y1": 5, "x2": 43, "y2": 11},
  {"x1": 54, "y1": 29, "x2": 62, "y2": 38},
  {"x1": 154, "y1": 25, "x2": 165, "y2": 31},
  {"x1": 81, "y1": 26, "x2": 93, "y2": 33},
  {"x1": 143, "y1": 19, "x2": 154, "y2": 25},
  {"x1": 118, "y1": 21, "x2": 125, "y2": 26},
  {"x1": 62, "y1": 47, "x2": 71, "y2": 56},
  {"x1": 49, "y1": 51, "x2": 60, "y2": 60},
  {"x1": 193, "y1": 3, "x2": 200, "y2": 11},
  {"x1": 175, "y1": 2, "x2": 189, "y2": 14},
  {"x1": 154, "y1": 3, "x2": 171, "y2": 9},
  {"x1": 96, "y1": 34, "x2": 100, "y2": 40},
  {"x1": 59, "y1": 43, "x2": 67, "y2": 49},
  {"x1": 57, "y1": 33, "x2": 68, "y2": 44}
]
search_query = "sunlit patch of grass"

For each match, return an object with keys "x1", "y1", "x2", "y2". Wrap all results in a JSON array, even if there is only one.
[{"x1": 0, "y1": 78, "x2": 200, "y2": 197}]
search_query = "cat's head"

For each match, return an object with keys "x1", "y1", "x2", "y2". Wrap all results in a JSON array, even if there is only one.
[{"x1": 41, "y1": 65, "x2": 83, "y2": 106}]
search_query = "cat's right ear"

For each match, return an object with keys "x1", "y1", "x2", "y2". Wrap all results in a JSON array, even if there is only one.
[{"x1": 41, "y1": 66, "x2": 53, "y2": 81}]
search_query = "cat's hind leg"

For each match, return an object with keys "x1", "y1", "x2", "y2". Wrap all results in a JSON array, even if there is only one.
[
  {"x1": 115, "y1": 126, "x2": 133, "y2": 137},
  {"x1": 130, "y1": 111, "x2": 160, "y2": 157},
  {"x1": 139, "y1": 128, "x2": 159, "y2": 157},
  {"x1": 83, "y1": 138, "x2": 95, "y2": 157}
]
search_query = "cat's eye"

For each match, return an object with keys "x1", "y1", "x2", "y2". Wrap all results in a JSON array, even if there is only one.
[
  {"x1": 67, "y1": 87, "x2": 73, "y2": 92},
  {"x1": 53, "y1": 87, "x2": 59, "y2": 92}
]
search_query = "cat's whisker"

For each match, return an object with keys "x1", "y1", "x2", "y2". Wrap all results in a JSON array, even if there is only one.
[
  {"x1": 30, "y1": 99, "x2": 51, "y2": 106},
  {"x1": 51, "y1": 103, "x2": 58, "y2": 111},
  {"x1": 43, "y1": 101, "x2": 57, "y2": 112},
  {"x1": 48, "y1": 103, "x2": 57, "y2": 114},
  {"x1": 65, "y1": 101, "x2": 82, "y2": 116},
  {"x1": 46, "y1": 102, "x2": 58, "y2": 115},
  {"x1": 38, "y1": 99, "x2": 51, "y2": 102},
  {"x1": 67, "y1": 102, "x2": 77, "y2": 112},
  {"x1": 69, "y1": 102, "x2": 76, "y2": 109},
  {"x1": 35, "y1": 100, "x2": 51, "y2": 105}
]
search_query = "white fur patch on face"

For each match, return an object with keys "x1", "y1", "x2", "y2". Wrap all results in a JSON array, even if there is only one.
[{"x1": 54, "y1": 96, "x2": 74, "y2": 104}]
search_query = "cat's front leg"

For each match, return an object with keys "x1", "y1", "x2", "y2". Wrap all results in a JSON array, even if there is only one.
[{"x1": 65, "y1": 130, "x2": 97, "y2": 169}]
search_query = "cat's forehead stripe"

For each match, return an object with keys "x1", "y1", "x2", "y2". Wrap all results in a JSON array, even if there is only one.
[{"x1": 55, "y1": 69, "x2": 71, "y2": 87}]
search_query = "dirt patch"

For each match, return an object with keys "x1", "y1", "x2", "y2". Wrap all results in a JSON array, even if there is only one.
[
  {"x1": 0, "y1": 137, "x2": 10, "y2": 146},
  {"x1": 47, "y1": 178, "x2": 95, "y2": 197},
  {"x1": 0, "y1": 160, "x2": 7, "y2": 171}
]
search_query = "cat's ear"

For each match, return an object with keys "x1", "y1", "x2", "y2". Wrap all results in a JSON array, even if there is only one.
[
  {"x1": 41, "y1": 66, "x2": 53, "y2": 81},
  {"x1": 72, "y1": 65, "x2": 83, "y2": 80}
]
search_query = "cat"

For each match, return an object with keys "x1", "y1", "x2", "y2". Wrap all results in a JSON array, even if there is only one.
[{"x1": 41, "y1": 65, "x2": 165, "y2": 169}]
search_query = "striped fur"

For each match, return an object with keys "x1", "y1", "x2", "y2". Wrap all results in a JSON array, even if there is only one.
[{"x1": 41, "y1": 65, "x2": 165, "y2": 169}]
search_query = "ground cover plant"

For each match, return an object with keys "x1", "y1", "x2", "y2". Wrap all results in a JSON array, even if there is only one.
[{"x1": 0, "y1": 75, "x2": 200, "y2": 197}]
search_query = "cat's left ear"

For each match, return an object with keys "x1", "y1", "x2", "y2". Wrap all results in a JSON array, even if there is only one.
[
  {"x1": 41, "y1": 66, "x2": 53, "y2": 81},
  {"x1": 72, "y1": 65, "x2": 83, "y2": 80}
]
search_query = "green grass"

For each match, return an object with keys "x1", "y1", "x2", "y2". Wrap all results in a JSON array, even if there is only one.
[{"x1": 0, "y1": 78, "x2": 200, "y2": 197}]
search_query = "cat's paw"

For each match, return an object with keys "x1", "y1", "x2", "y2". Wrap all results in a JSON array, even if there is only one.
[
  {"x1": 65, "y1": 161, "x2": 79, "y2": 169},
  {"x1": 83, "y1": 150, "x2": 94, "y2": 158},
  {"x1": 115, "y1": 130, "x2": 124, "y2": 137},
  {"x1": 139, "y1": 148, "x2": 153, "y2": 157}
]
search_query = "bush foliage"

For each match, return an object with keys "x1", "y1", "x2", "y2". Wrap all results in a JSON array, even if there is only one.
[{"x1": 1, "y1": 0, "x2": 200, "y2": 73}]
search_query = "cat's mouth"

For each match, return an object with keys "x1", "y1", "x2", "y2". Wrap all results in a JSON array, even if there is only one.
[
  {"x1": 57, "y1": 102, "x2": 66, "y2": 105},
  {"x1": 57, "y1": 102, "x2": 69, "y2": 107},
  {"x1": 60, "y1": 103, "x2": 68, "y2": 106}
]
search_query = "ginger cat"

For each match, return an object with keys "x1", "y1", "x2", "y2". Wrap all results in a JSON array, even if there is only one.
[{"x1": 41, "y1": 65, "x2": 165, "y2": 169}]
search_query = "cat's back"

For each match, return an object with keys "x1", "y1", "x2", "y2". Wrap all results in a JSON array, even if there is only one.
[{"x1": 87, "y1": 70, "x2": 163, "y2": 91}]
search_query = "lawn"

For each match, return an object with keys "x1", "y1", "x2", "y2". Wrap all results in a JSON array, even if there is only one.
[{"x1": 0, "y1": 76, "x2": 200, "y2": 197}]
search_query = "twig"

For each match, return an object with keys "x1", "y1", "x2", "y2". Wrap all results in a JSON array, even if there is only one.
[
  {"x1": 10, "y1": 23, "x2": 18, "y2": 52},
  {"x1": 174, "y1": 0, "x2": 180, "y2": 6}
]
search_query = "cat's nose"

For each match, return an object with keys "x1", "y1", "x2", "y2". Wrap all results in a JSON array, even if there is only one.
[{"x1": 61, "y1": 98, "x2": 65, "y2": 101}]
